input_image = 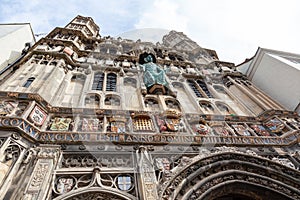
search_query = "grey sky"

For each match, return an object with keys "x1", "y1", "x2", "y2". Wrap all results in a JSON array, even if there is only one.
[{"x1": 0, "y1": 0, "x2": 299, "y2": 64}]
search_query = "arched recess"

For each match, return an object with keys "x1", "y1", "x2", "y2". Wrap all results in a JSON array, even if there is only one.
[
  {"x1": 53, "y1": 187, "x2": 137, "y2": 200},
  {"x1": 159, "y1": 152, "x2": 300, "y2": 200}
]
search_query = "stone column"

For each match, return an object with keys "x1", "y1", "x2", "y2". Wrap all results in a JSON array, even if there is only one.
[
  {"x1": 136, "y1": 146, "x2": 159, "y2": 200},
  {"x1": 22, "y1": 145, "x2": 61, "y2": 200}
]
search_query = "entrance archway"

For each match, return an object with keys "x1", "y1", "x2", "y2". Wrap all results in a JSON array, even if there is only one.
[{"x1": 159, "y1": 152, "x2": 300, "y2": 200}]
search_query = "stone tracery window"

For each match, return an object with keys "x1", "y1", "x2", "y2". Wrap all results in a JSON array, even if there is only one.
[
  {"x1": 216, "y1": 102, "x2": 232, "y2": 115},
  {"x1": 199, "y1": 101, "x2": 214, "y2": 114},
  {"x1": 124, "y1": 77, "x2": 137, "y2": 88},
  {"x1": 196, "y1": 80, "x2": 213, "y2": 98},
  {"x1": 213, "y1": 85, "x2": 226, "y2": 94},
  {"x1": 92, "y1": 73, "x2": 104, "y2": 91},
  {"x1": 187, "y1": 80, "x2": 203, "y2": 97},
  {"x1": 104, "y1": 95, "x2": 120, "y2": 106},
  {"x1": 23, "y1": 77, "x2": 35, "y2": 88},
  {"x1": 165, "y1": 99, "x2": 181, "y2": 111},
  {"x1": 85, "y1": 94, "x2": 100, "y2": 108},
  {"x1": 144, "y1": 98, "x2": 159, "y2": 109},
  {"x1": 106, "y1": 73, "x2": 117, "y2": 92}
]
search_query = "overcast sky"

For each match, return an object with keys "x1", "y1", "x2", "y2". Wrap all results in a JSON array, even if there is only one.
[{"x1": 0, "y1": 0, "x2": 299, "y2": 64}]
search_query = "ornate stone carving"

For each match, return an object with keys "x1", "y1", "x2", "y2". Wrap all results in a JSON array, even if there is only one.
[
  {"x1": 61, "y1": 154, "x2": 133, "y2": 168},
  {"x1": 28, "y1": 105, "x2": 47, "y2": 127},
  {"x1": 136, "y1": 146, "x2": 159, "y2": 200},
  {"x1": 159, "y1": 152, "x2": 300, "y2": 200},
  {"x1": 48, "y1": 117, "x2": 73, "y2": 131}
]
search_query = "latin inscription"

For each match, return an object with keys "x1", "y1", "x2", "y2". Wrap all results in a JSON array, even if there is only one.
[{"x1": 0, "y1": 117, "x2": 299, "y2": 146}]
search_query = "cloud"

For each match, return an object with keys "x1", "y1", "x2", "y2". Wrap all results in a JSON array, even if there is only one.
[
  {"x1": 133, "y1": 0, "x2": 300, "y2": 64},
  {"x1": 134, "y1": 0, "x2": 188, "y2": 33},
  {"x1": 0, "y1": 0, "x2": 299, "y2": 64},
  {"x1": 0, "y1": 0, "x2": 141, "y2": 36}
]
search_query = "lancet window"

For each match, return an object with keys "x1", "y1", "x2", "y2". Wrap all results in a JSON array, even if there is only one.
[
  {"x1": 23, "y1": 77, "x2": 35, "y2": 88},
  {"x1": 187, "y1": 80, "x2": 203, "y2": 97},
  {"x1": 92, "y1": 73, "x2": 104, "y2": 91},
  {"x1": 196, "y1": 80, "x2": 213, "y2": 98},
  {"x1": 106, "y1": 73, "x2": 117, "y2": 92}
]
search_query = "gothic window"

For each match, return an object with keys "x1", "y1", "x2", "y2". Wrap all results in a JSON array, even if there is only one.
[
  {"x1": 92, "y1": 73, "x2": 104, "y2": 90},
  {"x1": 199, "y1": 101, "x2": 214, "y2": 113},
  {"x1": 187, "y1": 80, "x2": 203, "y2": 97},
  {"x1": 104, "y1": 95, "x2": 120, "y2": 106},
  {"x1": 213, "y1": 85, "x2": 226, "y2": 94},
  {"x1": 40, "y1": 60, "x2": 49, "y2": 65},
  {"x1": 216, "y1": 102, "x2": 231, "y2": 115},
  {"x1": 196, "y1": 80, "x2": 213, "y2": 98},
  {"x1": 106, "y1": 73, "x2": 117, "y2": 92},
  {"x1": 172, "y1": 82, "x2": 184, "y2": 89},
  {"x1": 85, "y1": 94, "x2": 100, "y2": 108},
  {"x1": 23, "y1": 77, "x2": 35, "y2": 88},
  {"x1": 50, "y1": 61, "x2": 57, "y2": 66},
  {"x1": 133, "y1": 116, "x2": 154, "y2": 132},
  {"x1": 165, "y1": 99, "x2": 180, "y2": 110},
  {"x1": 124, "y1": 78, "x2": 137, "y2": 88},
  {"x1": 144, "y1": 98, "x2": 159, "y2": 109}
]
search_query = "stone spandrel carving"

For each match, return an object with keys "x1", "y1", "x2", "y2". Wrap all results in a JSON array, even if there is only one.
[
  {"x1": 155, "y1": 157, "x2": 172, "y2": 182},
  {"x1": 56, "y1": 177, "x2": 75, "y2": 194},
  {"x1": 0, "y1": 101, "x2": 17, "y2": 116},
  {"x1": 0, "y1": 142, "x2": 22, "y2": 186},
  {"x1": 0, "y1": 101, "x2": 28, "y2": 117},
  {"x1": 29, "y1": 162, "x2": 50, "y2": 190},
  {"x1": 61, "y1": 154, "x2": 133, "y2": 168},
  {"x1": 22, "y1": 146, "x2": 60, "y2": 200}
]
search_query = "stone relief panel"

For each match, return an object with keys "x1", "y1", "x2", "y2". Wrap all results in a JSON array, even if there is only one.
[
  {"x1": 0, "y1": 100, "x2": 28, "y2": 117},
  {"x1": 61, "y1": 154, "x2": 133, "y2": 168},
  {"x1": 52, "y1": 171, "x2": 136, "y2": 199},
  {"x1": 0, "y1": 142, "x2": 22, "y2": 186}
]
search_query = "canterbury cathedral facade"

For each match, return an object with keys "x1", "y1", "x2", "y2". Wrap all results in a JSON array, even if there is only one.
[{"x1": 0, "y1": 15, "x2": 299, "y2": 200}]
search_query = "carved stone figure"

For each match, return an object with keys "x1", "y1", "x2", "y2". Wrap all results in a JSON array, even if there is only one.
[{"x1": 142, "y1": 55, "x2": 168, "y2": 91}]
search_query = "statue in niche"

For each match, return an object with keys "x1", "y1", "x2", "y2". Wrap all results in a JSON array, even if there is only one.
[{"x1": 141, "y1": 54, "x2": 169, "y2": 95}]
